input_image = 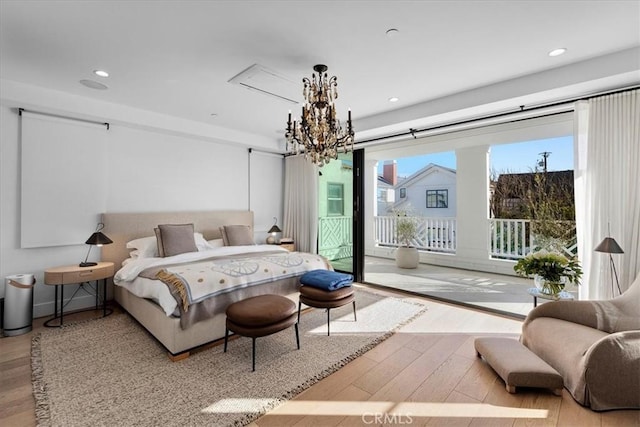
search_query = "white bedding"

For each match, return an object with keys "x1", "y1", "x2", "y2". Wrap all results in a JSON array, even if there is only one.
[{"x1": 114, "y1": 245, "x2": 289, "y2": 315}]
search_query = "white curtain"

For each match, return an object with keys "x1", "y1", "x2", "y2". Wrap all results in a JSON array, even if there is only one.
[
  {"x1": 283, "y1": 155, "x2": 319, "y2": 253},
  {"x1": 574, "y1": 89, "x2": 640, "y2": 300}
]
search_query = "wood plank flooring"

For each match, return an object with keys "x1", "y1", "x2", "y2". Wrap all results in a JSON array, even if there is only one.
[{"x1": 1, "y1": 290, "x2": 638, "y2": 427}]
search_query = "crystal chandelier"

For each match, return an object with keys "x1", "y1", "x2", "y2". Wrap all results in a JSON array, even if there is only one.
[{"x1": 286, "y1": 64, "x2": 354, "y2": 166}]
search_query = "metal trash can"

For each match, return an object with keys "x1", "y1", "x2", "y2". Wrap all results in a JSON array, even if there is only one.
[{"x1": 3, "y1": 274, "x2": 36, "y2": 336}]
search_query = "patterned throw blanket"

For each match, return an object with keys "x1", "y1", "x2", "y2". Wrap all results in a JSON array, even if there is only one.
[{"x1": 141, "y1": 250, "x2": 330, "y2": 317}]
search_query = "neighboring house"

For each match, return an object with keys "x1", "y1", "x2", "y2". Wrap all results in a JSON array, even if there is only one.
[
  {"x1": 386, "y1": 163, "x2": 457, "y2": 218},
  {"x1": 377, "y1": 176, "x2": 395, "y2": 215},
  {"x1": 491, "y1": 170, "x2": 574, "y2": 219},
  {"x1": 318, "y1": 157, "x2": 353, "y2": 260},
  {"x1": 377, "y1": 160, "x2": 396, "y2": 217}
]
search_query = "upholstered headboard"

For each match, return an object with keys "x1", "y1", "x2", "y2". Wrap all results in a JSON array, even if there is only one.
[{"x1": 101, "y1": 210, "x2": 254, "y2": 269}]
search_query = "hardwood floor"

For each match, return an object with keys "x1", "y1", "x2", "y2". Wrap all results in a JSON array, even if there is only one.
[{"x1": 1, "y1": 291, "x2": 638, "y2": 427}]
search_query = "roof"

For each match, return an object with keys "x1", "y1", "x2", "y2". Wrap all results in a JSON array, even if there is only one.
[{"x1": 394, "y1": 163, "x2": 456, "y2": 189}]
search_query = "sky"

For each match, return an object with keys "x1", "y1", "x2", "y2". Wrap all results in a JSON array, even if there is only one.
[{"x1": 378, "y1": 136, "x2": 574, "y2": 178}]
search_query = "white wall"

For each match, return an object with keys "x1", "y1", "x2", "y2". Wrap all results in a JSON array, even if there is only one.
[{"x1": 0, "y1": 85, "x2": 284, "y2": 318}]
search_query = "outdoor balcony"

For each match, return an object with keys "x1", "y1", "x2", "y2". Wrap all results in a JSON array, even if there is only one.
[{"x1": 323, "y1": 215, "x2": 578, "y2": 318}]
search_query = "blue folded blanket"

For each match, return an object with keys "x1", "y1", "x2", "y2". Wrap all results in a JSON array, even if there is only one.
[{"x1": 300, "y1": 269, "x2": 353, "y2": 291}]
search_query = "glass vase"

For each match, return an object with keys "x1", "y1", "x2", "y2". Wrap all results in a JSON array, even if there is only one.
[{"x1": 534, "y1": 275, "x2": 566, "y2": 296}]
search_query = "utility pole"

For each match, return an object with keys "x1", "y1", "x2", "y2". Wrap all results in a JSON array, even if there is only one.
[{"x1": 538, "y1": 151, "x2": 551, "y2": 173}]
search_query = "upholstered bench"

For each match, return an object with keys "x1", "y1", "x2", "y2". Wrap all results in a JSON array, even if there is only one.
[
  {"x1": 224, "y1": 294, "x2": 299, "y2": 371},
  {"x1": 298, "y1": 285, "x2": 356, "y2": 336},
  {"x1": 475, "y1": 337, "x2": 563, "y2": 396}
]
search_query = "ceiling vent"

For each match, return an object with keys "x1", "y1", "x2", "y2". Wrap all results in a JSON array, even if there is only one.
[{"x1": 228, "y1": 64, "x2": 299, "y2": 104}]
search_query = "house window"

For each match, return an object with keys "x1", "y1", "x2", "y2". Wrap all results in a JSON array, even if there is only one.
[
  {"x1": 399, "y1": 188, "x2": 406, "y2": 198},
  {"x1": 327, "y1": 183, "x2": 344, "y2": 216},
  {"x1": 426, "y1": 189, "x2": 448, "y2": 208}
]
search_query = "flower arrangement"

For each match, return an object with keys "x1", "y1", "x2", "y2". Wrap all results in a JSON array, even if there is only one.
[{"x1": 513, "y1": 250, "x2": 582, "y2": 295}]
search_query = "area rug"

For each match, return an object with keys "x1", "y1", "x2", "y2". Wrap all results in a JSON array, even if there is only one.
[{"x1": 32, "y1": 288, "x2": 426, "y2": 427}]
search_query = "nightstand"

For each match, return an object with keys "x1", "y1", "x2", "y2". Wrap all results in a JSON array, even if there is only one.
[
  {"x1": 44, "y1": 261, "x2": 114, "y2": 327},
  {"x1": 279, "y1": 242, "x2": 295, "y2": 252}
]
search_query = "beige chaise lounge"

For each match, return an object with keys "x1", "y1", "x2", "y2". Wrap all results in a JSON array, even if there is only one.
[{"x1": 521, "y1": 273, "x2": 640, "y2": 411}]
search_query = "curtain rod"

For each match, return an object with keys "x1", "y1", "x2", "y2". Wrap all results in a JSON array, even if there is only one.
[
  {"x1": 18, "y1": 108, "x2": 110, "y2": 130},
  {"x1": 248, "y1": 147, "x2": 285, "y2": 158},
  {"x1": 353, "y1": 84, "x2": 639, "y2": 146}
]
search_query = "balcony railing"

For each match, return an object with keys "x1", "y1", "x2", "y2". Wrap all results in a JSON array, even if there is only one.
[
  {"x1": 375, "y1": 216, "x2": 457, "y2": 253},
  {"x1": 319, "y1": 216, "x2": 352, "y2": 261},
  {"x1": 318, "y1": 216, "x2": 577, "y2": 260},
  {"x1": 489, "y1": 219, "x2": 577, "y2": 260},
  {"x1": 374, "y1": 217, "x2": 576, "y2": 260},
  {"x1": 489, "y1": 219, "x2": 531, "y2": 259}
]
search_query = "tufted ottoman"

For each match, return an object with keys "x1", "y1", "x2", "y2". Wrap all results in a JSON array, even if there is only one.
[
  {"x1": 224, "y1": 294, "x2": 299, "y2": 371},
  {"x1": 297, "y1": 285, "x2": 356, "y2": 336}
]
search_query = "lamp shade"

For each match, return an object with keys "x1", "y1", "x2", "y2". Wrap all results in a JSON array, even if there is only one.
[
  {"x1": 594, "y1": 237, "x2": 624, "y2": 254},
  {"x1": 85, "y1": 231, "x2": 113, "y2": 245},
  {"x1": 268, "y1": 224, "x2": 282, "y2": 234}
]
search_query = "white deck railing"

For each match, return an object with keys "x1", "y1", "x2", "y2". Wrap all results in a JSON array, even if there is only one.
[
  {"x1": 375, "y1": 217, "x2": 575, "y2": 260},
  {"x1": 375, "y1": 216, "x2": 457, "y2": 253},
  {"x1": 488, "y1": 219, "x2": 577, "y2": 260},
  {"x1": 489, "y1": 219, "x2": 531, "y2": 259},
  {"x1": 318, "y1": 216, "x2": 352, "y2": 260}
]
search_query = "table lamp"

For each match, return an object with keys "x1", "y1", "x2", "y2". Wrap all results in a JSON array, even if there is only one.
[
  {"x1": 80, "y1": 222, "x2": 113, "y2": 267},
  {"x1": 266, "y1": 217, "x2": 282, "y2": 244}
]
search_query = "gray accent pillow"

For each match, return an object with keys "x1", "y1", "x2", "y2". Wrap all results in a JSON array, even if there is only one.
[
  {"x1": 154, "y1": 228, "x2": 165, "y2": 257},
  {"x1": 157, "y1": 224, "x2": 198, "y2": 257},
  {"x1": 221, "y1": 225, "x2": 255, "y2": 246},
  {"x1": 219, "y1": 226, "x2": 229, "y2": 246}
]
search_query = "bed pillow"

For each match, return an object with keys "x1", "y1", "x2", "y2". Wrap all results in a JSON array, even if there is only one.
[
  {"x1": 157, "y1": 223, "x2": 198, "y2": 257},
  {"x1": 154, "y1": 228, "x2": 166, "y2": 257},
  {"x1": 125, "y1": 236, "x2": 158, "y2": 258},
  {"x1": 219, "y1": 225, "x2": 255, "y2": 246},
  {"x1": 128, "y1": 249, "x2": 141, "y2": 259},
  {"x1": 194, "y1": 233, "x2": 210, "y2": 251},
  {"x1": 156, "y1": 230, "x2": 210, "y2": 256},
  {"x1": 207, "y1": 238, "x2": 224, "y2": 248}
]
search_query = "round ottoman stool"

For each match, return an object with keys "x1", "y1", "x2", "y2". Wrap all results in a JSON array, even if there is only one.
[
  {"x1": 224, "y1": 294, "x2": 299, "y2": 371},
  {"x1": 297, "y1": 285, "x2": 356, "y2": 336}
]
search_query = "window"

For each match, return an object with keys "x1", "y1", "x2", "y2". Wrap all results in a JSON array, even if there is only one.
[
  {"x1": 327, "y1": 183, "x2": 344, "y2": 216},
  {"x1": 426, "y1": 189, "x2": 448, "y2": 208},
  {"x1": 399, "y1": 188, "x2": 406, "y2": 198}
]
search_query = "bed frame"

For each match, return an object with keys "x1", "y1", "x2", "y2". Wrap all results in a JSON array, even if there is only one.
[{"x1": 101, "y1": 210, "x2": 298, "y2": 361}]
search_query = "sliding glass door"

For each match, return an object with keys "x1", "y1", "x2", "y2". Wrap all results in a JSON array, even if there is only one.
[{"x1": 317, "y1": 152, "x2": 354, "y2": 273}]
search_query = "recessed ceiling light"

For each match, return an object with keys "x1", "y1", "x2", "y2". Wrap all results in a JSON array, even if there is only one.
[
  {"x1": 548, "y1": 48, "x2": 567, "y2": 57},
  {"x1": 93, "y1": 70, "x2": 109, "y2": 78},
  {"x1": 386, "y1": 28, "x2": 399, "y2": 37},
  {"x1": 388, "y1": 97, "x2": 399, "y2": 103},
  {"x1": 79, "y1": 79, "x2": 108, "y2": 90}
]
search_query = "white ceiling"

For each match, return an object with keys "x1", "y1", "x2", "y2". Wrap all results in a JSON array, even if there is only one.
[{"x1": 1, "y1": 1, "x2": 639, "y2": 149}]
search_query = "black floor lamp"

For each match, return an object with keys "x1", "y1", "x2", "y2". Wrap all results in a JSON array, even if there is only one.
[{"x1": 594, "y1": 236, "x2": 624, "y2": 296}]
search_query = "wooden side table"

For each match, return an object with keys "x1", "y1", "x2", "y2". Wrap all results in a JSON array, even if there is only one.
[{"x1": 44, "y1": 262, "x2": 115, "y2": 327}]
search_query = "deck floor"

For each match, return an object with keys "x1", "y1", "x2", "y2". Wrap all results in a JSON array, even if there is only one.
[{"x1": 331, "y1": 256, "x2": 568, "y2": 318}]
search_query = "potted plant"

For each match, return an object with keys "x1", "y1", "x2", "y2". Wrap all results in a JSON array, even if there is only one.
[
  {"x1": 513, "y1": 250, "x2": 582, "y2": 296},
  {"x1": 392, "y1": 206, "x2": 420, "y2": 269}
]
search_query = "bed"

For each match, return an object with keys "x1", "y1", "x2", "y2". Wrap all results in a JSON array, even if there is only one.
[{"x1": 101, "y1": 210, "x2": 331, "y2": 360}]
